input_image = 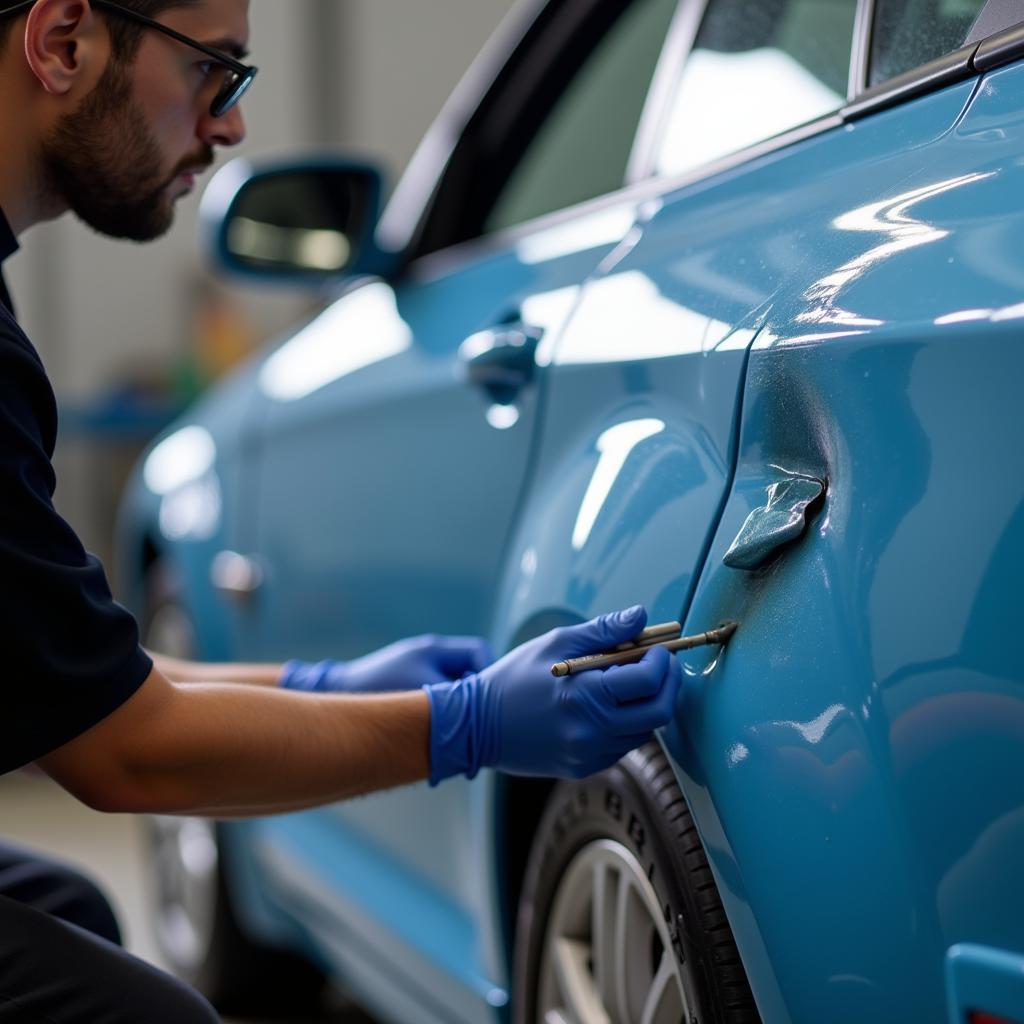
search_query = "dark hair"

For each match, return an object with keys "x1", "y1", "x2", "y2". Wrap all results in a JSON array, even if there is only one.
[{"x1": 1, "y1": 1, "x2": 202, "y2": 63}]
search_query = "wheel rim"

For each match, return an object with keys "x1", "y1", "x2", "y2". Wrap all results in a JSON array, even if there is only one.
[
  {"x1": 144, "y1": 593, "x2": 216, "y2": 973},
  {"x1": 149, "y1": 815, "x2": 219, "y2": 972},
  {"x1": 146, "y1": 601, "x2": 197, "y2": 660},
  {"x1": 536, "y1": 839, "x2": 702, "y2": 1024}
]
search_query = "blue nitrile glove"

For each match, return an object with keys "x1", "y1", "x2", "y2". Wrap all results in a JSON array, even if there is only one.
[
  {"x1": 424, "y1": 606, "x2": 683, "y2": 784},
  {"x1": 279, "y1": 634, "x2": 494, "y2": 693}
]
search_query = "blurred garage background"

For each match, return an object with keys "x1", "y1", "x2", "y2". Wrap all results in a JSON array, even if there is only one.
[{"x1": 0, "y1": 1, "x2": 513, "y2": 1018}]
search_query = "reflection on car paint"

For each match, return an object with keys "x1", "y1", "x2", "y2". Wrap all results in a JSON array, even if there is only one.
[
  {"x1": 158, "y1": 476, "x2": 222, "y2": 542},
  {"x1": 485, "y1": 403, "x2": 520, "y2": 430},
  {"x1": 799, "y1": 172, "x2": 993, "y2": 329},
  {"x1": 523, "y1": 285, "x2": 582, "y2": 366},
  {"x1": 143, "y1": 425, "x2": 216, "y2": 495},
  {"x1": 143, "y1": 425, "x2": 223, "y2": 542},
  {"x1": 935, "y1": 300, "x2": 1024, "y2": 325},
  {"x1": 571, "y1": 418, "x2": 666, "y2": 550},
  {"x1": 553, "y1": 270, "x2": 733, "y2": 365},
  {"x1": 258, "y1": 282, "x2": 413, "y2": 402},
  {"x1": 515, "y1": 204, "x2": 636, "y2": 265}
]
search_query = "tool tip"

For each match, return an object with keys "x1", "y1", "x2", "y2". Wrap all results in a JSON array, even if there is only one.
[{"x1": 717, "y1": 620, "x2": 739, "y2": 642}]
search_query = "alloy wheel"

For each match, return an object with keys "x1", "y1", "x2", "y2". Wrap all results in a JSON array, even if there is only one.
[
  {"x1": 149, "y1": 815, "x2": 219, "y2": 973},
  {"x1": 537, "y1": 838, "x2": 702, "y2": 1024},
  {"x1": 143, "y1": 583, "x2": 215, "y2": 975}
]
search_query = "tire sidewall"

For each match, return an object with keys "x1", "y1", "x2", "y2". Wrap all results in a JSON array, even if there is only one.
[{"x1": 513, "y1": 744, "x2": 708, "y2": 1024}]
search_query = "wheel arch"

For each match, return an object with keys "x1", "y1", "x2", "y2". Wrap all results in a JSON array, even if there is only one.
[{"x1": 497, "y1": 774, "x2": 558, "y2": 973}]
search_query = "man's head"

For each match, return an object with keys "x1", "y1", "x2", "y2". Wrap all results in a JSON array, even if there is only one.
[{"x1": 0, "y1": 0, "x2": 250, "y2": 239}]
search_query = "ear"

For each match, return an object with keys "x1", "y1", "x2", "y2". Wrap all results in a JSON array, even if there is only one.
[{"x1": 23, "y1": 0, "x2": 104, "y2": 97}]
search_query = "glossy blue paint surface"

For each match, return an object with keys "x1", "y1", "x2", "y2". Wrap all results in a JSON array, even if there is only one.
[
  {"x1": 116, "y1": 49, "x2": 1024, "y2": 1024},
  {"x1": 661, "y1": 67, "x2": 1024, "y2": 1023}
]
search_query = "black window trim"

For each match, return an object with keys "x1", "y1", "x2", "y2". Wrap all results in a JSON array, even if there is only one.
[
  {"x1": 842, "y1": 0, "x2": 1024, "y2": 120},
  {"x1": 842, "y1": 41, "x2": 977, "y2": 119},
  {"x1": 399, "y1": 0, "x2": 683, "y2": 263}
]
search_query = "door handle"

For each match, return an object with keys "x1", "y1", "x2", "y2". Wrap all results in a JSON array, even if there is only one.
[
  {"x1": 723, "y1": 474, "x2": 825, "y2": 570},
  {"x1": 211, "y1": 550, "x2": 263, "y2": 604},
  {"x1": 459, "y1": 323, "x2": 543, "y2": 404}
]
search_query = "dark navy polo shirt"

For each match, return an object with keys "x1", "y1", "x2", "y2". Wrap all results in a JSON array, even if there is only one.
[{"x1": 0, "y1": 210, "x2": 152, "y2": 775}]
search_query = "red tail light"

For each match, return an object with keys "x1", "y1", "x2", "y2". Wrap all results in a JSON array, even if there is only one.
[{"x1": 969, "y1": 1012, "x2": 1020, "y2": 1024}]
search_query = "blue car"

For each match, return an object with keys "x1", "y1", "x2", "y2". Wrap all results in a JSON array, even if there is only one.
[{"x1": 118, "y1": 0, "x2": 1024, "y2": 1021}]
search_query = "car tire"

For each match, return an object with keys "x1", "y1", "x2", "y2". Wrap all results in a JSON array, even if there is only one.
[
  {"x1": 142, "y1": 562, "x2": 326, "y2": 1018},
  {"x1": 512, "y1": 741, "x2": 760, "y2": 1024}
]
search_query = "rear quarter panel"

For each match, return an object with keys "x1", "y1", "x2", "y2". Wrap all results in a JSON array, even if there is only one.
[{"x1": 662, "y1": 65, "x2": 1024, "y2": 1024}]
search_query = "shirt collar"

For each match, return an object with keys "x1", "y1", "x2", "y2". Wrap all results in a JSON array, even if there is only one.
[{"x1": 0, "y1": 208, "x2": 17, "y2": 267}]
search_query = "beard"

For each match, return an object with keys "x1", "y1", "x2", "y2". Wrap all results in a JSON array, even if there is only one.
[{"x1": 39, "y1": 59, "x2": 212, "y2": 242}]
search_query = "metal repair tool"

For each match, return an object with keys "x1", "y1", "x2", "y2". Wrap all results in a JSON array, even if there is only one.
[
  {"x1": 551, "y1": 620, "x2": 738, "y2": 677},
  {"x1": 613, "y1": 620, "x2": 682, "y2": 651}
]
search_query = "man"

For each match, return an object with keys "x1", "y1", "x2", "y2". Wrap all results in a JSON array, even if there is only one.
[{"x1": 0, "y1": 1, "x2": 683, "y2": 1020}]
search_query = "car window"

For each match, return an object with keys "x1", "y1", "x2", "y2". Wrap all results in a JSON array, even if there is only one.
[
  {"x1": 869, "y1": 0, "x2": 988, "y2": 86},
  {"x1": 483, "y1": 0, "x2": 680, "y2": 234},
  {"x1": 652, "y1": 0, "x2": 857, "y2": 177}
]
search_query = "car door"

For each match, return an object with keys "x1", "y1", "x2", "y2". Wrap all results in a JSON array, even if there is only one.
[
  {"x1": 232, "y1": 2, "x2": 686, "y2": 1021},
  {"x1": 490, "y1": 0, "x2": 862, "y2": 716}
]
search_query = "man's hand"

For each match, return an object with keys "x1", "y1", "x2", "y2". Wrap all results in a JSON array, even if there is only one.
[
  {"x1": 425, "y1": 606, "x2": 683, "y2": 783},
  {"x1": 278, "y1": 634, "x2": 494, "y2": 693}
]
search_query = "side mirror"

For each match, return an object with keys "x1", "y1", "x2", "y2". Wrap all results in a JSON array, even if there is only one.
[{"x1": 200, "y1": 155, "x2": 399, "y2": 284}]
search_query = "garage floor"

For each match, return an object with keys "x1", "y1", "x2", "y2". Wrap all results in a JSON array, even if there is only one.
[{"x1": 0, "y1": 769, "x2": 375, "y2": 1023}]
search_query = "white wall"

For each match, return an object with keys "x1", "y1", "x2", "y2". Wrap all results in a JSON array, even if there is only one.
[
  {"x1": 338, "y1": 0, "x2": 516, "y2": 179},
  {"x1": 3, "y1": 0, "x2": 515, "y2": 557}
]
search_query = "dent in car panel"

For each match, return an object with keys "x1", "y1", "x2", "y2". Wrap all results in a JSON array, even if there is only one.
[{"x1": 722, "y1": 474, "x2": 825, "y2": 570}]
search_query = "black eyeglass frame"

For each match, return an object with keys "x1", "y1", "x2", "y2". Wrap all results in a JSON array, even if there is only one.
[{"x1": 0, "y1": 0, "x2": 257, "y2": 117}]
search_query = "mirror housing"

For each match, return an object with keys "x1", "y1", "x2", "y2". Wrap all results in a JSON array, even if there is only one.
[{"x1": 200, "y1": 154, "x2": 399, "y2": 284}]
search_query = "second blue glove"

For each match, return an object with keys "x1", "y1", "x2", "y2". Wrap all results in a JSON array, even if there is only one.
[{"x1": 279, "y1": 634, "x2": 494, "y2": 694}]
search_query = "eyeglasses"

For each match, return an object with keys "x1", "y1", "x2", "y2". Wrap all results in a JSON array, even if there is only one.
[{"x1": 0, "y1": 0, "x2": 257, "y2": 117}]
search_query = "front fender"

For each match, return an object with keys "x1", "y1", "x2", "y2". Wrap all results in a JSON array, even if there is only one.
[{"x1": 115, "y1": 348, "x2": 271, "y2": 660}]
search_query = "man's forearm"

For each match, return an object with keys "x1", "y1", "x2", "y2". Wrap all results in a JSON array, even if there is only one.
[
  {"x1": 39, "y1": 669, "x2": 431, "y2": 815},
  {"x1": 149, "y1": 651, "x2": 284, "y2": 687}
]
